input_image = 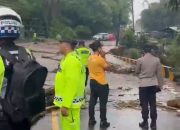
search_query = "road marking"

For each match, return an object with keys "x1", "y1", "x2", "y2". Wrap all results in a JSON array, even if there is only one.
[{"x1": 51, "y1": 110, "x2": 59, "y2": 130}]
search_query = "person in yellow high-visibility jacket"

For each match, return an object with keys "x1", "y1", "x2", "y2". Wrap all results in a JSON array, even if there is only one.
[
  {"x1": 76, "y1": 41, "x2": 91, "y2": 108},
  {"x1": 54, "y1": 40, "x2": 85, "y2": 130},
  {"x1": 76, "y1": 41, "x2": 91, "y2": 86}
]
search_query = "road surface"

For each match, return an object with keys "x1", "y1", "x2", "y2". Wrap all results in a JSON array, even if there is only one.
[
  {"x1": 19, "y1": 41, "x2": 180, "y2": 130},
  {"x1": 32, "y1": 108, "x2": 180, "y2": 130}
]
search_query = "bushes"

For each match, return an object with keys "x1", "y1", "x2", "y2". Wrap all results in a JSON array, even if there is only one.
[
  {"x1": 176, "y1": 34, "x2": 180, "y2": 45},
  {"x1": 49, "y1": 20, "x2": 77, "y2": 40},
  {"x1": 121, "y1": 28, "x2": 136, "y2": 48},
  {"x1": 136, "y1": 34, "x2": 148, "y2": 49},
  {"x1": 61, "y1": 27, "x2": 77, "y2": 40},
  {"x1": 125, "y1": 48, "x2": 141, "y2": 59},
  {"x1": 167, "y1": 44, "x2": 180, "y2": 68},
  {"x1": 75, "y1": 25, "x2": 92, "y2": 39},
  {"x1": 110, "y1": 47, "x2": 140, "y2": 59},
  {"x1": 50, "y1": 20, "x2": 92, "y2": 40}
]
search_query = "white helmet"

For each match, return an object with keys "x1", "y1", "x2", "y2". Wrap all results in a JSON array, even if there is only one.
[{"x1": 0, "y1": 6, "x2": 23, "y2": 39}]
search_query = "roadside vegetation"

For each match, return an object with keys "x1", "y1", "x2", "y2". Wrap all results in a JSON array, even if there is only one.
[{"x1": 0, "y1": 0, "x2": 130, "y2": 39}]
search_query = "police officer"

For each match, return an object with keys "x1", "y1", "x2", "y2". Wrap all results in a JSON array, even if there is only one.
[
  {"x1": 136, "y1": 45, "x2": 164, "y2": 130},
  {"x1": 54, "y1": 40, "x2": 85, "y2": 130},
  {"x1": 0, "y1": 6, "x2": 34, "y2": 130},
  {"x1": 76, "y1": 41, "x2": 91, "y2": 86},
  {"x1": 76, "y1": 41, "x2": 91, "y2": 108}
]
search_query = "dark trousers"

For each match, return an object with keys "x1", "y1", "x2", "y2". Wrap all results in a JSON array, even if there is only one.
[
  {"x1": 85, "y1": 67, "x2": 89, "y2": 86},
  {"x1": 139, "y1": 86, "x2": 157, "y2": 121},
  {"x1": 89, "y1": 80, "x2": 109, "y2": 122}
]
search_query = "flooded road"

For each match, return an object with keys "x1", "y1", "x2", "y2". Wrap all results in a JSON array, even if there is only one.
[
  {"x1": 21, "y1": 41, "x2": 180, "y2": 104},
  {"x1": 19, "y1": 41, "x2": 180, "y2": 130}
]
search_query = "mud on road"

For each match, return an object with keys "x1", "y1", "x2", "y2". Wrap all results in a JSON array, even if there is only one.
[
  {"x1": 19, "y1": 40, "x2": 180, "y2": 130},
  {"x1": 20, "y1": 41, "x2": 180, "y2": 108}
]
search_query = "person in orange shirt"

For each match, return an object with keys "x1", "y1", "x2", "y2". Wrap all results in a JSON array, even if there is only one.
[{"x1": 88, "y1": 41, "x2": 110, "y2": 128}]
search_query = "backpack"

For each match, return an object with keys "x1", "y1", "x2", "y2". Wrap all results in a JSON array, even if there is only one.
[{"x1": 0, "y1": 47, "x2": 48, "y2": 123}]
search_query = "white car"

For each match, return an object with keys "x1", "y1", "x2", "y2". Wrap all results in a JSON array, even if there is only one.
[{"x1": 92, "y1": 33, "x2": 109, "y2": 41}]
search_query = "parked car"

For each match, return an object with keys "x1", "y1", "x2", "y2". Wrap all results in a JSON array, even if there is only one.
[
  {"x1": 106, "y1": 33, "x2": 116, "y2": 41},
  {"x1": 92, "y1": 33, "x2": 109, "y2": 41}
]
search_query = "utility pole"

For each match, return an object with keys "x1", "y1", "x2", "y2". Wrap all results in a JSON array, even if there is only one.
[{"x1": 131, "y1": 0, "x2": 135, "y2": 31}]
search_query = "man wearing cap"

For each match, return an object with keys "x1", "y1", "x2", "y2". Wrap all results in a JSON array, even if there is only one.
[
  {"x1": 54, "y1": 40, "x2": 85, "y2": 130},
  {"x1": 136, "y1": 45, "x2": 164, "y2": 130}
]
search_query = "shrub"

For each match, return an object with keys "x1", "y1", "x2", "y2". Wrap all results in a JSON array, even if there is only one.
[
  {"x1": 126, "y1": 48, "x2": 141, "y2": 59},
  {"x1": 176, "y1": 34, "x2": 180, "y2": 45},
  {"x1": 75, "y1": 25, "x2": 92, "y2": 39},
  {"x1": 121, "y1": 28, "x2": 136, "y2": 48},
  {"x1": 166, "y1": 44, "x2": 180, "y2": 68},
  {"x1": 49, "y1": 19, "x2": 77, "y2": 40},
  {"x1": 136, "y1": 34, "x2": 148, "y2": 49},
  {"x1": 61, "y1": 27, "x2": 77, "y2": 40}
]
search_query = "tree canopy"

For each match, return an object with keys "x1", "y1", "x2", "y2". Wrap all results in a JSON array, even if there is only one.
[
  {"x1": 0, "y1": 0, "x2": 131, "y2": 39},
  {"x1": 168, "y1": 0, "x2": 180, "y2": 10},
  {"x1": 140, "y1": 0, "x2": 180, "y2": 31}
]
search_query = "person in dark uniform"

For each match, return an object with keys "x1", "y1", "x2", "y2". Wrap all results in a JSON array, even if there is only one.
[
  {"x1": 0, "y1": 6, "x2": 34, "y2": 130},
  {"x1": 136, "y1": 45, "x2": 164, "y2": 130}
]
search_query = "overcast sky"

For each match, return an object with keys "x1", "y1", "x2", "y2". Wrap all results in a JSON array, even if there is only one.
[{"x1": 134, "y1": 0, "x2": 160, "y2": 21}]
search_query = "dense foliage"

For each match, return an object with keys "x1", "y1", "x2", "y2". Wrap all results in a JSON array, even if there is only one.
[
  {"x1": 168, "y1": 0, "x2": 180, "y2": 10},
  {"x1": 140, "y1": 0, "x2": 180, "y2": 31},
  {"x1": 0, "y1": 0, "x2": 130, "y2": 39}
]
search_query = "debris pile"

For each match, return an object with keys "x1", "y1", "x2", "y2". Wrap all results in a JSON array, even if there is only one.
[
  {"x1": 115, "y1": 100, "x2": 140, "y2": 109},
  {"x1": 109, "y1": 63, "x2": 135, "y2": 74},
  {"x1": 167, "y1": 98, "x2": 180, "y2": 109}
]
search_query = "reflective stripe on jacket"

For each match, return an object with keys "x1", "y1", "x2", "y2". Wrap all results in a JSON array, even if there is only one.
[
  {"x1": 54, "y1": 52, "x2": 85, "y2": 108},
  {"x1": 0, "y1": 56, "x2": 5, "y2": 97}
]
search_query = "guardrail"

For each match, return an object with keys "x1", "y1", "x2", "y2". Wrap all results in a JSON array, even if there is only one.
[{"x1": 112, "y1": 55, "x2": 175, "y2": 81}]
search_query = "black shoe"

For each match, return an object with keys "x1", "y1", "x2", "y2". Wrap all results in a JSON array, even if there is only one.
[
  {"x1": 139, "y1": 121, "x2": 149, "y2": 129},
  {"x1": 88, "y1": 120, "x2": 97, "y2": 126},
  {"x1": 150, "y1": 121, "x2": 157, "y2": 130},
  {"x1": 100, "y1": 121, "x2": 110, "y2": 128}
]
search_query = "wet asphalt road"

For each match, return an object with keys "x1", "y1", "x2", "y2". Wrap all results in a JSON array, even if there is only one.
[
  {"x1": 32, "y1": 108, "x2": 180, "y2": 130},
  {"x1": 19, "y1": 41, "x2": 180, "y2": 130}
]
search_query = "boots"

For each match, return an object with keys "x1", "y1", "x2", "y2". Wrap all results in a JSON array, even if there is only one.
[
  {"x1": 139, "y1": 120, "x2": 149, "y2": 129},
  {"x1": 150, "y1": 120, "x2": 157, "y2": 130},
  {"x1": 100, "y1": 121, "x2": 110, "y2": 128},
  {"x1": 88, "y1": 119, "x2": 97, "y2": 126}
]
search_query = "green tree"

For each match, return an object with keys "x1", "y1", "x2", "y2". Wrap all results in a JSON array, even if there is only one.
[
  {"x1": 0, "y1": 0, "x2": 131, "y2": 39},
  {"x1": 168, "y1": 0, "x2": 180, "y2": 10},
  {"x1": 141, "y1": 0, "x2": 180, "y2": 31},
  {"x1": 121, "y1": 28, "x2": 136, "y2": 48}
]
